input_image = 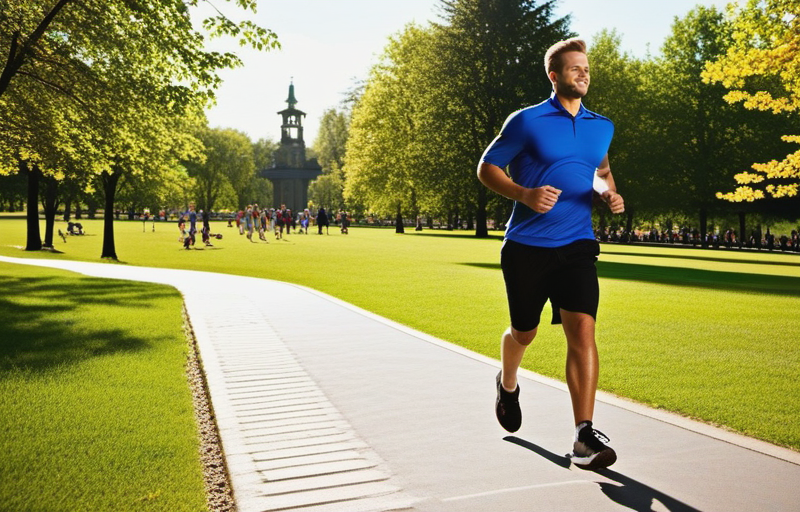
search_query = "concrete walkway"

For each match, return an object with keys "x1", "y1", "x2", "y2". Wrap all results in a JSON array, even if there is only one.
[{"x1": 3, "y1": 255, "x2": 799, "y2": 512}]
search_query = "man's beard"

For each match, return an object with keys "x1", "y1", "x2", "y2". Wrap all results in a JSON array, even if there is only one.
[{"x1": 556, "y1": 80, "x2": 587, "y2": 99}]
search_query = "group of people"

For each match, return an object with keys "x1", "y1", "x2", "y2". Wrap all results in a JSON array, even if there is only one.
[
  {"x1": 178, "y1": 204, "x2": 221, "y2": 249},
  {"x1": 234, "y1": 204, "x2": 314, "y2": 241},
  {"x1": 174, "y1": 204, "x2": 352, "y2": 249},
  {"x1": 231, "y1": 205, "x2": 354, "y2": 239},
  {"x1": 597, "y1": 226, "x2": 800, "y2": 252}
]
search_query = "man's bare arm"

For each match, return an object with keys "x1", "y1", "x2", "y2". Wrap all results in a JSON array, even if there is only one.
[
  {"x1": 595, "y1": 154, "x2": 624, "y2": 214},
  {"x1": 477, "y1": 161, "x2": 561, "y2": 214}
]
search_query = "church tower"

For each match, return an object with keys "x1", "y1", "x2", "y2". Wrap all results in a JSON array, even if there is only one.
[
  {"x1": 277, "y1": 82, "x2": 306, "y2": 168},
  {"x1": 261, "y1": 81, "x2": 322, "y2": 210}
]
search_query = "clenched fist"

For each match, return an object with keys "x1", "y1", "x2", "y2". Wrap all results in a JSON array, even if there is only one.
[
  {"x1": 521, "y1": 185, "x2": 562, "y2": 214},
  {"x1": 602, "y1": 191, "x2": 625, "y2": 214}
]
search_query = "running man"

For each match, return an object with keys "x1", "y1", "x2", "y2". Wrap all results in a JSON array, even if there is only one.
[{"x1": 477, "y1": 38, "x2": 625, "y2": 470}]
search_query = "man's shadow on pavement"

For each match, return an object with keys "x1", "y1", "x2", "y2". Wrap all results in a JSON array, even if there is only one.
[{"x1": 505, "y1": 436, "x2": 702, "y2": 512}]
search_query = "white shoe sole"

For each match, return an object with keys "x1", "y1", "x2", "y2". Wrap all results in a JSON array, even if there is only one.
[{"x1": 571, "y1": 448, "x2": 617, "y2": 470}]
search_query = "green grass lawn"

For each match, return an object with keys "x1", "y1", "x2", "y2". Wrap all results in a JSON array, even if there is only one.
[
  {"x1": 2, "y1": 217, "x2": 799, "y2": 456},
  {"x1": 0, "y1": 261, "x2": 206, "y2": 512}
]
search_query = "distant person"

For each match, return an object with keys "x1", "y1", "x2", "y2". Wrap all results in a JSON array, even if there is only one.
[
  {"x1": 244, "y1": 205, "x2": 254, "y2": 241},
  {"x1": 67, "y1": 222, "x2": 84, "y2": 235},
  {"x1": 259, "y1": 207, "x2": 269, "y2": 242},
  {"x1": 284, "y1": 208, "x2": 293, "y2": 235},
  {"x1": 236, "y1": 208, "x2": 245, "y2": 235},
  {"x1": 317, "y1": 207, "x2": 329, "y2": 235},
  {"x1": 477, "y1": 38, "x2": 624, "y2": 470},
  {"x1": 188, "y1": 205, "x2": 197, "y2": 241},
  {"x1": 300, "y1": 209, "x2": 310, "y2": 234},
  {"x1": 275, "y1": 206, "x2": 285, "y2": 239},
  {"x1": 201, "y1": 209, "x2": 213, "y2": 246}
]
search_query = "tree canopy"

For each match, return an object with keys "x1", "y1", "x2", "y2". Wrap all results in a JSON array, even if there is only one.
[
  {"x1": 702, "y1": 0, "x2": 800, "y2": 201},
  {"x1": 0, "y1": 0, "x2": 278, "y2": 257}
]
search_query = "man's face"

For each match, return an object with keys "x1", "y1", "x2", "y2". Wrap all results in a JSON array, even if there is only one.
[{"x1": 551, "y1": 51, "x2": 590, "y2": 99}]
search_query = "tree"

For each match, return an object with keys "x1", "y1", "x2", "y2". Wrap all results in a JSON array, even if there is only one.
[
  {"x1": 309, "y1": 173, "x2": 345, "y2": 212},
  {"x1": 431, "y1": 0, "x2": 573, "y2": 236},
  {"x1": 311, "y1": 108, "x2": 349, "y2": 211},
  {"x1": 648, "y1": 6, "x2": 784, "y2": 245},
  {"x1": 344, "y1": 1, "x2": 572, "y2": 235},
  {"x1": 344, "y1": 25, "x2": 435, "y2": 232},
  {"x1": 313, "y1": 108, "x2": 349, "y2": 174},
  {"x1": 184, "y1": 127, "x2": 255, "y2": 212},
  {"x1": 0, "y1": 0, "x2": 278, "y2": 257},
  {"x1": 702, "y1": 0, "x2": 800, "y2": 201},
  {"x1": 0, "y1": 0, "x2": 278, "y2": 101}
]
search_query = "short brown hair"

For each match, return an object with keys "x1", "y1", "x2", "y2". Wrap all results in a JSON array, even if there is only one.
[{"x1": 544, "y1": 38, "x2": 587, "y2": 75}]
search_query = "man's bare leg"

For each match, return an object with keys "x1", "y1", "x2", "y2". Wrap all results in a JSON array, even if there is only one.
[
  {"x1": 560, "y1": 310, "x2": 598, "y2": 425},
  {"x1": 501, "y1": 326, "x2": 537, "y2": 391}
]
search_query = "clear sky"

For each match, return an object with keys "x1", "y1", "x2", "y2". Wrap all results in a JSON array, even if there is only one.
[{"x1": 199, "y1": 0, "x2": 733, "y2": 145}]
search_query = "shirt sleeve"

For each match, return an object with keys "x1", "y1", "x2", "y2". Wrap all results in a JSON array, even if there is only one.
[{"x1": 480, "y1": 110, "x2": 526, "y2": 169}]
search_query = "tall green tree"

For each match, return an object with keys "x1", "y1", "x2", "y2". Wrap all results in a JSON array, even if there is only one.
[
  {"x1": 655, "y1": 7, "x2": 732, "y2": 242},
  {"x1": 313, "y1": 108, "x2": 349, "y2": 174},
  {"x1": 652, "y1": 6, "x2": 791, "y2": 244},
  {"x1": 344, "y1": 25, "x2": 435, "y2": 232},
  {"x1": 184, "y1": 127, "x2": 255, "y2": 213},
  {"x1": 0, "y1": 0, "x2": 278, "y2": 257},
  {"x1": 433, "y1": 0, "x2": 573, "y2": 236},
  {"x1": 310, "y1": 108, "x2": 349, "y2": 211}
]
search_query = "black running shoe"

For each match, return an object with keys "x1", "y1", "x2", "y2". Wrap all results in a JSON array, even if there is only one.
[
  {"x1": 571, "y1": 421, "x2": 617, "y2": 470},
  {"x1": 495, "y1": 371, "x2": 521, "y2": 432}
]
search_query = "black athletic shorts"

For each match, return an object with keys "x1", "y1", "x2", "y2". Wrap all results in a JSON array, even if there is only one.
[{"x1": 500, "y1": 238, "x2": 600, "y2": 332}]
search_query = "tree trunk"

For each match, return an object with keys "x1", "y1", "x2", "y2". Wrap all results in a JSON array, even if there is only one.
[
  {"x1": 86, "y1": 195, "x2": 97, "y2": 219},
  {"x1": 100, "y1": 169, "x2": 121, "y2": 259},
  {"x1": 625, "y1": 209, "x2": 634, "y2": 241},
  {"x1": 41, "y1": 175, "x2": 59, "y2": 248},
  {"x1": 475, "y1": 186, "x2": 488, "y2": 237},
  {"x1": 23, "y1": 161, "x2": 42, "y2": 251},
  {"x1": 738, "y1": 211, "x2": 746, "y2": 250},
  {"x1": 395, "y1": 202, "x2": 404, "y2": 234},
  {"x1": 699, "y1": 208, "x2": 708, "y2": 248},
  {"x1": 394, "y1": 203, "x2": 406, "y2": 233}
]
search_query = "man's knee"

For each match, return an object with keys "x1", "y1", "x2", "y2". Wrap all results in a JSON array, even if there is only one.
[{"x1": 509, "y1": 326, "x2": 537, "y2": 346}]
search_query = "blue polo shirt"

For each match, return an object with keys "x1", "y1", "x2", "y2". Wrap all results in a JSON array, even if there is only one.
[{"x1": 481, "y1": 93, "x2": 614, "y2": 248}]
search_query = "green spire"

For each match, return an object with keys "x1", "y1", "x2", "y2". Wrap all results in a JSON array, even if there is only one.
[{"x1": 286, "y1": 81, "x2": 297, "y2": 109}]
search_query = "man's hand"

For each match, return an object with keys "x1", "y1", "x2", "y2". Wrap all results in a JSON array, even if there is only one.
[
  {"x1": 521, "y1": 185, "x2": 562, "y2": 213},
  {"x1": 602, "y1": 190, "x2": 625, "y2": 214}
]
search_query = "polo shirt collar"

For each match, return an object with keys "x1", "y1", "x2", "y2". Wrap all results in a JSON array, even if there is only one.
[{"x1": 549, "y1": 91, "x2": 587, "y2": 118}]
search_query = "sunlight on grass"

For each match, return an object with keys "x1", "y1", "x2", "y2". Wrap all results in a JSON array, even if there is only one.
[
  {"x1": 1, "y1": 218, "x2": 799, "y2": 451},
  {"x1": 0, "y1": 262, "x2": 206, "y2": 512}
]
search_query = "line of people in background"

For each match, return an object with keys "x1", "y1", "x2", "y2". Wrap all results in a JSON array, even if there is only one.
[
  {"x1": 174, "y1": 204, "x2": 351, "y2": 249},
  {"x1": 596, "y1": 226, "x2": 800, "y2": 252},
  {"x1": 234, "y1": 204, "x2": 320, "y2": 242}
]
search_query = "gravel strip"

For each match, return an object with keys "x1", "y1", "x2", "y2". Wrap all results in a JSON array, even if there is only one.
[{"x1": 184, "y1": 306, "x2": 237, "y2": 512}]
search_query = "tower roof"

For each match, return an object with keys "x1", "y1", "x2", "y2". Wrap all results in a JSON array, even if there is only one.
[{"x1": 286, "y1": 81, "x2": 297, "y2": 109}]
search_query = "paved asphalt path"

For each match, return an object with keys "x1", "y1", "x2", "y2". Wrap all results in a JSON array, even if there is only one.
[{"x1": 3, "y1": 256, "x2": 799, "y2": 512}]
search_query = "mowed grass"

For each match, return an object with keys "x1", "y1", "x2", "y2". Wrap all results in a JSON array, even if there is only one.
[
  {"x1": 2, "y1": 217, "x2": 799, "y2": 451},
  {"x1": 0, "y1": 261, "x2": 206, "y2": 512}
]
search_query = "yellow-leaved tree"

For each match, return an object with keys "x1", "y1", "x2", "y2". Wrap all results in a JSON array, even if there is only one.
[{"x1": 702, "y1": 0, "x2": 800, "y2": 201}]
